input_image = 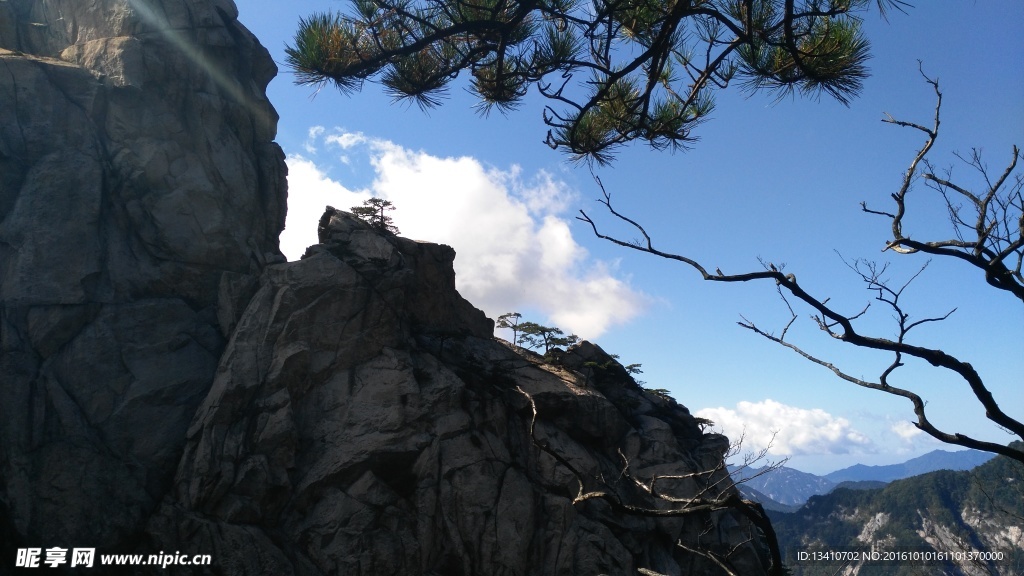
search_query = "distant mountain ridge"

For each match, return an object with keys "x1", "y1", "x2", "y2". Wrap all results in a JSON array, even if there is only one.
[
  {"x1": 825, "y1": 449, "x2": 996, "y2": 483},
  {"x1": 736, "y1": 484, "x2": 801, "y2": 513},
  {"x1": 769, "y1": 447, "x2": 1024, "y2": 575},
  {"x1": 732, "y1": 465, "x2": 836, "y2": 507},
  {"x1": 832, "y1": 480, "x2": 887, "y2": 492},
  {"x1": 735, "y1": 449, "x2": 995, "y2": 510}
]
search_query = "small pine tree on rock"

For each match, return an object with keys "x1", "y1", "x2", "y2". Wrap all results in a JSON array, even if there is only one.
[
  {"x1": 496, "y1": 312, "x2": 524, "y2": 346},
  {"x1": 351, "y1": 198, "x2": 400, "y2": 235},
  {"x1": 518, "y1": 322, "x2": 578, "y2": 353}
]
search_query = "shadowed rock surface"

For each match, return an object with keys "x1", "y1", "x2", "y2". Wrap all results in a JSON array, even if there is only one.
[
  {"x1": 1, "y1": 1, "x2": 769, "y2": 574},
  {"x1": 145, "y1": 210, "x2": 769, "y2": 575},
  {"x1": 0, "y1": 0, "x2": 286, "y2": 552}
]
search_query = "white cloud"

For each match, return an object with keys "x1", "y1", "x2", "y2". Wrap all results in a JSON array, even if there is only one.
[
  {"x1": 303, "y1": 126, "x2": 325, "y2": 154},
  {"x1": 890, "y1": 420, "x2": 923, "y2": 442},
  {"x1": 325, "y1": 131, "x2": 367, "y2": 150},
  {"x1": 279, "y1": 156, "x2": 369, "y2": 262},
  {"x1": 280, "y1": 129, "x2": 648, "y2": 339},
  {"x1": 696, "y1": 399, "x2": 874, "y2": 457}
]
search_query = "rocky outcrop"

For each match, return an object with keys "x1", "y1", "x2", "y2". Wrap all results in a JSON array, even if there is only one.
[
  {"x1": 0, "y1": 0, "x2": 286, "y2": 552},
  {"x1": 144, "y1": 210, "x2": 770, "y2": 575}
]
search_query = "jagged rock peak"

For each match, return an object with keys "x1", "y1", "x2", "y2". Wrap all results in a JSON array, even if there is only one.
[
  {"x1": 145, "y1": 207, "x2": 769, "y2": 575},
  {"x1": 308, "y1": 206, "x2": 494, "y2": 337}
]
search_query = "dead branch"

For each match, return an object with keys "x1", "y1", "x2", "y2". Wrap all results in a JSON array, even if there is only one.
[
  {"x1": 865, "y1": 67, "x2": 1024, "y2": 300},
  {"x1": 514, "y1": 386, "x2": 785, "y2": 576},
  {"x1": 576, "y1": 72, "x2": 1024, "y2": 466}
]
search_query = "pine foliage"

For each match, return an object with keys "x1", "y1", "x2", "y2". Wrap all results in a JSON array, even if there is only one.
[
  {"x1": 288, "y1": 0, "x2": 907, "y2": 163},
  {"x1": 351, "y1": 198, "x2": 400, "y2": 234}
]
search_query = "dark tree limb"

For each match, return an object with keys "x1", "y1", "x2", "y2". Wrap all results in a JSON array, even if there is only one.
[
  {"x1": 576, "y1": 74, "x2": 1024, "y2": 465},
  {"x1": 515, "y1": 386, "x2": 786, "y2": 576},
  {"x1": 865, "y1": 67, "x2": 1024, "y2": 300}
]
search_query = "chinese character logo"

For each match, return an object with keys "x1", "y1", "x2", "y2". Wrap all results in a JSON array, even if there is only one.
[
  {"x1": 71, "y1": 548, "x2": 96, "y2": 568},
  {"x1": 15, "y1": 548, "x2": 40, "y2": 568}
]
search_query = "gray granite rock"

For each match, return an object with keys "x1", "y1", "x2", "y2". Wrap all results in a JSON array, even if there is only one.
[
  {"x1": 0, "y1": 0, "x2": 286, "y2": 549},
  {"x1": 144, "y1": 211, "x2": 769, "y2": 575}
]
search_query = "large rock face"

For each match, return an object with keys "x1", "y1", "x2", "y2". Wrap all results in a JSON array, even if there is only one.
[
  {"x1": 0, "y1": 0, "x2": 286, "y2": 552},
  {"x1": 1, "y1": 1, "x2": 770, "y2": 574},
  {"x1": 143, "y1": 210, "x2": 769, "y2": 575}
]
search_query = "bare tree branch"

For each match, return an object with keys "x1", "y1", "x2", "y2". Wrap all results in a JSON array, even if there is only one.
[
  {"x1": 577, "y1": 73, "x2": 1024, "y2": 465},
  {"x1": 865, "y1": 68, "x2": 1024, "y2": 300},
  {"x1": 514, "y1": 385, "x2": 786, "y2": 575}
]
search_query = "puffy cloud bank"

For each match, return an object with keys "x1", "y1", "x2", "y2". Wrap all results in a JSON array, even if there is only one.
[
  {"x1": 280, "y1": 127, "x2": 648, "y2": 339},
  {"x1": 695, "y1": 399, "x2": 874, "y2": 457}
]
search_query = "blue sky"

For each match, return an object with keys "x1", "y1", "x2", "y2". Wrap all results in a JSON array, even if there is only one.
[{"x1": 240, "y1": 1, "x2": 1023, "y2": 474}]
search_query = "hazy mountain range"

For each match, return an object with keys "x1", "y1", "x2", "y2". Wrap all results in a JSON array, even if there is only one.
[
  {"x1": 768, "y1": 448, "x2": 1023, "y2": 575},
  {"x1": 732, "y1": 449, "x2": 996, "y2": 511},
  {"x1": 825, "y1": 449, "x2": 997, "y2": 483}
]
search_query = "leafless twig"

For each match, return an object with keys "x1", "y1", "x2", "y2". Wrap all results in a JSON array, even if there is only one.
[{"x1": 577, "y1": 72, "x2": 1024, "y2": 465}]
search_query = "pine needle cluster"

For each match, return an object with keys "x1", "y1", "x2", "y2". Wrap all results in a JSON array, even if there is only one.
[{"x1": 287, "y1": 0, "x2": 906, "y2": 163}]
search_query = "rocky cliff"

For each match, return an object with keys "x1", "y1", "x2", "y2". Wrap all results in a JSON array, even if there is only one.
[
  {"x1": 141, "y1": 209, "x2": 770, "y2": 575},
  {"x1": 1, "y1": 0, "x2": 285, "y2": 554},
  {"x1": 1, "y1": 2, "x2": 770, "y2": 574}
]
